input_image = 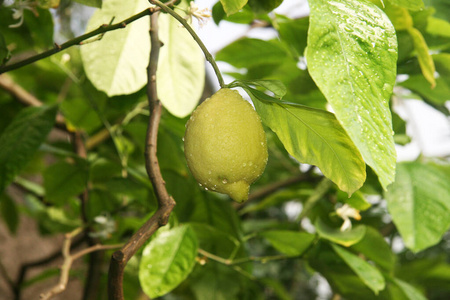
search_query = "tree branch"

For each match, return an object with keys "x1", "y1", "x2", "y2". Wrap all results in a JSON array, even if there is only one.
[
  {"x1": 107, "y1": 10, "x2": 176, "y2": 300},
  {"x1": 39, "y1": 228, "x2": 122, "y2": 300},
  {"x1": 0, "y1": 8, "x2": 160, "y2": 74}
]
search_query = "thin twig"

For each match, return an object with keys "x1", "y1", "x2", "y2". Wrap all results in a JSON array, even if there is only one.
[
  {"x1": 149, "y1": 0, "x2": 225, "y2": 88},
  {"x1": 13, "y1": 236, "x2": 85, "y2": 300},
  {"x1": 0, "y1": 8, "x2": 158, "y2": 74},
  {"x1": 40, "y1": 227, "x2": 122, "y2": 300},
  {"x1": 107, "y1": 10, "x2": 176, "y2": 300}
]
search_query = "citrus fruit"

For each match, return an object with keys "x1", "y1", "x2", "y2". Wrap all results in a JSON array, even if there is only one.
[{"x1": 184, "y1": 88, "x2": 268, "y2": 202}]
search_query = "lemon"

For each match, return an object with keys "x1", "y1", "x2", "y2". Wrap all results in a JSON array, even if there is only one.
[{"x1": 184, "y1": 88, "x2": 268, "y2": 202}]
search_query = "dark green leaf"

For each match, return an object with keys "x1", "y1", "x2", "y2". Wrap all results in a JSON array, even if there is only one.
[
  {"x1": 400, "y1": 75, "x2": 450, "y2": 105},
  {"x1": 139, "y1": 225, "x2": 198, "y2": 298},
  {"x1": 307, "y1": 0, "x2": 398, "y2": 189},
  {"x1": 351, "y1": 227, "x2": 396, "y2": 271},
  {"x1": 0, "y1": 193, "x2": 19, "y2": 234},
  {"x1": 260, "y1": 230, "x2": 315, "y2": 256},
  {"x1": 248, "y1": 0, "x2": 283, "y2": 13},
  {"x1": 44, "y1": 160, "x2": 89, "y2": 205},
  {"x1": 0, "y1": 105, "x2": 57, "y2": 193},
  {"x1": 385, "y1": 161, "x2": 450, "y2": 252},
  {"x1": 0, "y1": 33, "x2": 10, "y2": 64},
  {"x1": 332, "y1": 243, "x2": 385, "y2": 295},
  {"x1": 277, "y1": 16, "x2": 309, "y2": 56},
  {"x1": 216, "y1": 38, "x2": 288, "y2": 68}
]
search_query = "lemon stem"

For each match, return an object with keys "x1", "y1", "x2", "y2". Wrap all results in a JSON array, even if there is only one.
[{"x1": 149, "y1": 0, "x2": 226, "y2": 88}]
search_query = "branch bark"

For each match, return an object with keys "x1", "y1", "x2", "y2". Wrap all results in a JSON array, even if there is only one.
[{"x1": 107, "y1": 11, "x2": 175, "y2": 300}]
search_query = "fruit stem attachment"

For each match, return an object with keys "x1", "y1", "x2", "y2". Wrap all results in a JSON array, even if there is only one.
[{"x1": 149, "y1": 0, "x2": 226, "y2": 88}]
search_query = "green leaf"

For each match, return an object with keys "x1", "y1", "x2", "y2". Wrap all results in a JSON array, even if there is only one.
[
  {"x1": 248, "y1": 0, "x2": 283, "y2": 13},
  {"x1": 216, "y1": 38, "x2": 288, "y2": 68},
  {"x1": 0, "y1": 106, "x2": 57, "y2": 193},
  {"x1": 316, "y1": 218, "x2": 366, "y2": 247},
  {"x1": 73, "y1": 0, "x2": 102, "y2": 8},
  {"x1": 220, "y1": 0, "x2": 248, "y2": 15},
  {"x1": 277, "y1": 16, "x2": 309, "y2": 56},
  {"x1": 351, "y1": 227, "x2": 396, "y2": 271},
  {"x1": 139, "y1": 225, "x2": 198, "y2": 298},
  {"x1": 384, "y1": 3, "x2": 413, "y2": 30},
  {"x1": 243, "y1": 87, "x2": 366, "y2": 195},
  {"x1": 391, "y1": 278, "x2": 427, "y2": 300},
  {"x1": 81, "y1": 0, "x2": 150, "y2": 96},
  {"x1": 230, "y1": 79, "x2": 286, "y2": 98},
  {"x1": 332, "y1": 243, "x2": 385, "y2": 295},
  {"x1": 0, "y1": 193, "x2": 19, "y2": 234},
  {"x1": 260, "y1": 230, "x2": 315, "y2": 256},
  {"x1": 426, "y1": 17, "x2": 450, "y2": 38},
  {"x1": 408, "y1": 27, "x2": 436, "y2": 88},
  {"x1": 0, "y1": 33, "x2": 10, "y2": 64},
  {"x1": 156, "y1": 13, "x2": 205, "y2": 118},
  {"x1": 387, "y1": 0, "x2": 424, "y2": 11},
  {"x1": 385, "y1": 161, "x2": 450, "y2": 252},
  {"x1": 59, "y1": 98, "x2": 103, "y2": 133},
  {"x1": 336, "y1": 190, "x2": 371, "y2": 211},
  {"x1": 44, "y1": 160, "x2": 89, "y2": 205},
  {"x1": 306, "y1": 0, "x2": 397, "y2": 190},
  {"x1": 400, "y1": 75, "x2": 450, "y2": 105}
]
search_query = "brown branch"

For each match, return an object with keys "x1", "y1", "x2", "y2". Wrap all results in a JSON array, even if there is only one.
[
  {"x1": 40, "y1": 228, "x2": 122, "y2": 300},
  {"x1": 107, "y1": 9, "x2": 176, "y2": 300}
]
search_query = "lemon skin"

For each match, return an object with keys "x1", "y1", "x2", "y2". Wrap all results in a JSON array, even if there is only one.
[{"x1": 184, "y1": 88, "x2": 268, "y2": 202}]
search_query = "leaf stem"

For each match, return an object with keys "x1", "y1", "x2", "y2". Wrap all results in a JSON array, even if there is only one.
[{"x1": 149, "y1": 0, "x2": 225, "y2": 88}]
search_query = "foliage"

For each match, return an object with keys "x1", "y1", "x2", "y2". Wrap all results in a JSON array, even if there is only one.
[{"x1": 0, "y1": 0, "x2": 450, "y2": 299}]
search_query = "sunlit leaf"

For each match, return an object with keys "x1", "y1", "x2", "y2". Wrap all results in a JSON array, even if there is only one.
[
  {"x1": 385, "y1": 161, "x2": 450, "y2": 252},
  {"x1": 241, "y1": 87, "x2": 366, "y2": 195},
  {"x1": 306, "y1": 0, "x2": 397, "y2": 189},
  {"x1": 408, "y1": 27, "x2": 436, "y2": 88},
  {"x1": 81, "y1": 0, "x2": 150, "y2": 96},
  {"x1": 139, "y1": 225, "x2": 198, "y2": 298},
  {"x1": 157, "y1": 12, "x2": 205, "y2": 117},
  {"x1": 220, "y1": 0, "x2": 248, "y2": 15}
]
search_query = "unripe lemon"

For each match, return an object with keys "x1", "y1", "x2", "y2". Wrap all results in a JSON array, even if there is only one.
[{"x1": 184, "y1": 88, "x2": 268, "y2": 202}]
